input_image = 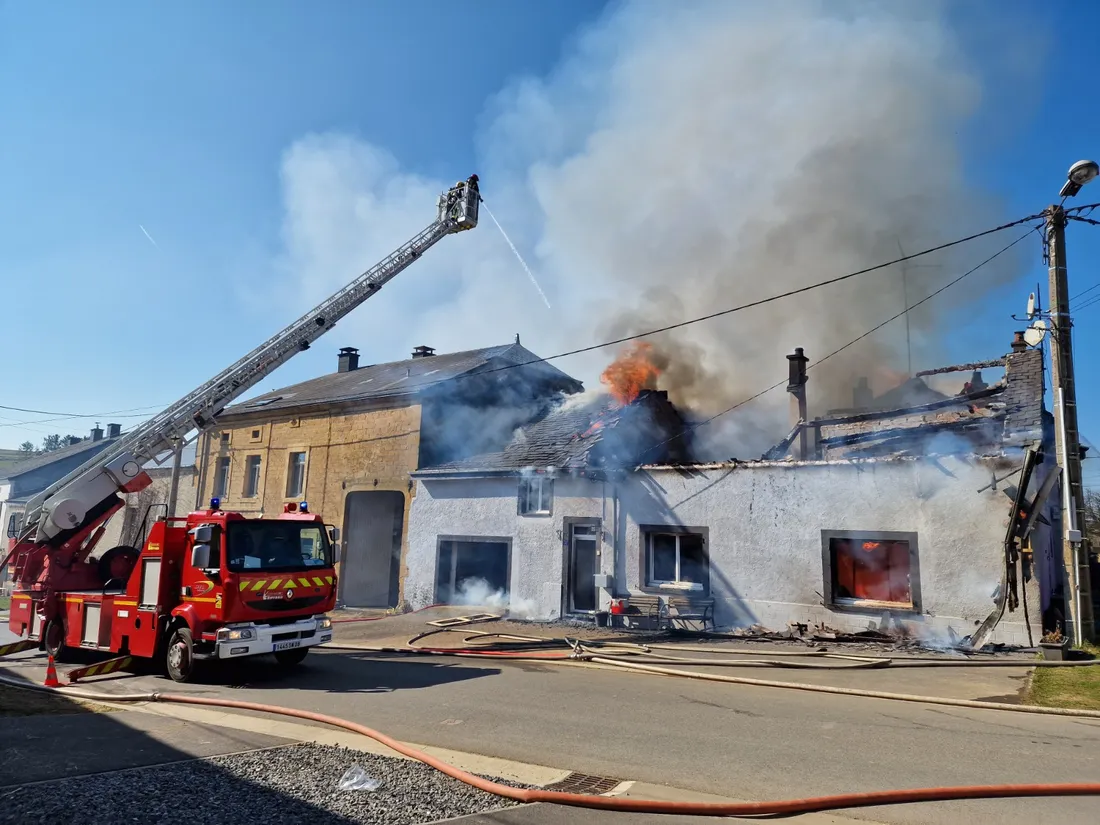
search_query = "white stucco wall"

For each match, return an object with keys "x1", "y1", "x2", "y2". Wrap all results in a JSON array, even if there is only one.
[
  {"x1": 405, "y1": 476, "x2": 610, "y2": 619},
  {"x1": 406, "y1": 456, "x2": 1043, "y2": 645}
]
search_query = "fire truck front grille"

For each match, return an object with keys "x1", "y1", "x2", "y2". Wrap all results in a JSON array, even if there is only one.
[{"x1": 244, "y1": 595, "x2": 326, "y2": 612}]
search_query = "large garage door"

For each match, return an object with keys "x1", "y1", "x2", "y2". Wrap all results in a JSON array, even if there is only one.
[{"x1": 341, "y1": 491, "x2": 404, "y2": 607}]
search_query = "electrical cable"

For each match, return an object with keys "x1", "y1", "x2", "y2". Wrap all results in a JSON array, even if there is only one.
[
  {"x1": 1, "y1": 674, "x2": 1099, "y2": 816},
  {"x1": 638, "y1": 227, "x2": 1037, "y2": 455},
  {"x1": 0, "y1": 210, "x2": 1050, "y2": 436},
  {"x1": 0, "y1": 402, "x2": 164, "y2": 418},
  {"x1": 459, "y1": 211, "x2": 1046, "y2": 383}
]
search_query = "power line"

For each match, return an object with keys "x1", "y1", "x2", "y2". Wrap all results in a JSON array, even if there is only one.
[
  {"x1": 0, "y1": 402, "x2": 164, "y2": 418},
  {"x1": 464, "y1": 211, "x2": 1045, "y2": 380},
  {"x1": 640, "y1": 228, "x2": 1036, "y2": 456},
  {"x1": 0, "y1": 209, "x2": 1046, "y2": 439}
]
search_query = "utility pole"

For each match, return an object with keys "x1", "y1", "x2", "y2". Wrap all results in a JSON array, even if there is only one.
[
  {"x1": 895, "y1": 239, "x2": 940, "y2": 377},
  {"x1": 1045, "y1": 203, "x2": 1095, "y2": 643}
]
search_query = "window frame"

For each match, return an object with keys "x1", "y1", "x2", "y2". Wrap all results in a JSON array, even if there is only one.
[
  {"x1": 212, "y1": 456, "x2": 231, "y2": 499},
  {"x1": 285, "y1": 450, "x2": 308, "y2": 500},
  {"x1": 243, "y1": 454, "x2": 263, "y2": 499},
  {"x1": 434, "y1": 535, "x2": 513, "y2": 605},
  {"x1": 639, "y1": 524, "x2": 709, "y2": 594},
  {"x1": 820, "y1": 529, "x2": 922, "y2": 614},
  {"x1": 517, "y1": 475, "x2": 554, "y2": 517}
]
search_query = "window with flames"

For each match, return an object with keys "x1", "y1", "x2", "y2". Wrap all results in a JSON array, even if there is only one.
[{"x1": 827, "y1": 536, "x2": 914, "y2": 608}]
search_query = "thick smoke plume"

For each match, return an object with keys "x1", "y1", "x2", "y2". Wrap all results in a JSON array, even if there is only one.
[{"x1": 273, "y1": 1, "x2": 1036, "y2": 458}]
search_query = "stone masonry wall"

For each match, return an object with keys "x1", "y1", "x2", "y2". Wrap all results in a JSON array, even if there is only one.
[{"x1": 196, "y1": 403, "x2": 423, "y2": 598}]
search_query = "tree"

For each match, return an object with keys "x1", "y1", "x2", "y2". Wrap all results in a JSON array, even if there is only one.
[
  {"x1": 18, "y1": 441, "x2": 35, "y2": 452},
  {"x1": 39, "y1": 434, "x2": 79, "y2": 453}
]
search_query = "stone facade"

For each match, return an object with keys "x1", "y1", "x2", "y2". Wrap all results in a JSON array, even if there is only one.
[{"x1": 195, "y1": 401, "x2": 423, "y2": 605}]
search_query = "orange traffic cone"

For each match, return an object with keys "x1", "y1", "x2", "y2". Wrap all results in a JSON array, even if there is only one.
[{"x1": 43, "y1": 654, "x2": 61, "y2": 688}]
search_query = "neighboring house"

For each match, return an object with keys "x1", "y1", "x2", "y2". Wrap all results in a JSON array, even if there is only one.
[
  {"x1": 194, "y1": 342, "x2": 582, "y2": 608},
  {"x1": 0, "y1": 449, "x2": 26, "y2": 476},
  {"x1": 1, "y1": 426, "x2": 124, "y2": 592},
  {"x1": 405, "y1": 335, "x2": 1059, "y2": 646}
]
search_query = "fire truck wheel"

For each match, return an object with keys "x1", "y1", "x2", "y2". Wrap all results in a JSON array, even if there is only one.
[
  {"x1": 165, "y1": 626, "x2": 198, "y2": 683},
  {"x1": 273, "y1": 647, "x2": 310, "y2": 667},
  {"x1": 43, "y1": 618, "x2": 69, "y2": 663}
]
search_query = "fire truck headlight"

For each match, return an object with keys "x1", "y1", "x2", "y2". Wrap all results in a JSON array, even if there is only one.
[
  {"x1": 317, "y1": 616, "x2": 332, "y2": 630},
  {"x1": 218, "y1": 627, "x2": 256, "y2": 642}
]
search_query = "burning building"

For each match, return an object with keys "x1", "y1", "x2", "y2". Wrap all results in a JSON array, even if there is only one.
[{"x1": 403, "y1": 333, "x2": 1061, "y2": 648}]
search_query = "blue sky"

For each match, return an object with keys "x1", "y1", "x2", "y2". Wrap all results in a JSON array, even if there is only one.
[{"x1": 1, "y1": 1, "x2": 1098, "y2": 485}]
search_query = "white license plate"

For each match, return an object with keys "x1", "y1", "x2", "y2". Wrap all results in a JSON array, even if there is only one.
[{"x1": 273, "y1": 640, "x2": 301, "y2": 651}]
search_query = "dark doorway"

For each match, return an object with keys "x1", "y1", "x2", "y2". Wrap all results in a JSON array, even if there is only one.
[
  {"x1": 435, "y1": 538, "x2": 510, "y2": 604},
  {"x1": 341, "y1": 491, "x2": 404, "y2": 607},
  {"x1": 568, "y1": 522, "x2": 599, "y2": 613}
]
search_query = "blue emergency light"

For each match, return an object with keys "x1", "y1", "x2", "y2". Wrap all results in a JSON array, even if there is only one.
[
  {"x1": 210, "y1": 497, "x2": 221, "y2": 510},
  {"x1": 300, "y1": 501, "x2": 309, "y2": 513}
]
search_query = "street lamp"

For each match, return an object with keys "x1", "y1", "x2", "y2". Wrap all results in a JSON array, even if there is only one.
[
  {"x1": 1048, "y1": 158, "x2": 1098, "y2": 644},
  {"x1": 1059, "y1": 159, "x2": 1100, "y2": 199}
]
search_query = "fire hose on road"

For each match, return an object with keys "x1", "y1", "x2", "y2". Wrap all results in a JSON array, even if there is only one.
[{"x1": 1, "y1": 673, "x2": 1099, "y2": 817}]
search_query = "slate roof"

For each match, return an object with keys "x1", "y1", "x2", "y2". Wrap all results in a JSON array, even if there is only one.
[
  {"x1": 0, "y1": 436, "x2": 122, "y2": 481},
  {"x1": 221, "y1": 343, "x2": 581, "y2": 418},
  {"x1": 418, "y1": 390, "x2": 684, "y2": 473}
]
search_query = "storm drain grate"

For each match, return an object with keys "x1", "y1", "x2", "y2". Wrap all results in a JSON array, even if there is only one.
[{"x1": 543, "y1": 772, "x2": 623, "y2": 795}]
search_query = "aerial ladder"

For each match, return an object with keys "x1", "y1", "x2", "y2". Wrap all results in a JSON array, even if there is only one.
[{"x1": 5, "y1": 175, "x2": 479, "y2": 681}]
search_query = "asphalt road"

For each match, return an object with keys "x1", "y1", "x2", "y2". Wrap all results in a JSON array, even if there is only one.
[{"x1": 7, "y1": 645, "x2": 1095, "y2": 825}]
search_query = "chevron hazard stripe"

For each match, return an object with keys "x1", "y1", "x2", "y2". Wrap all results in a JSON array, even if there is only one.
[
  {"x1": 66, "y1": 655, "x2": 133, "y2": 683},
  {"x1": 238, "y1": 575, "x2": 335, "y2": 592},
  {"x1": 0, "y1": 639, "x2": 37, "y2": 657}
]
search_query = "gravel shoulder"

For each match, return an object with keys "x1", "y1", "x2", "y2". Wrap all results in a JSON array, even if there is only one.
[{"x1": 3, "y1": 743, "x2": 525, "y2": 825}]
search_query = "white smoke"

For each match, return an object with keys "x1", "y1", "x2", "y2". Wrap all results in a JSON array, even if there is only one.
[
  {"x1": 269, "y1": 1, "x2": 1039, "y2": 456},
  {"x1": 454, "y1": 577, "x2": 538, "y2": 619}
]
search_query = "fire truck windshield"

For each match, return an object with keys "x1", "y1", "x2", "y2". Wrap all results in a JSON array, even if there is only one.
[{"x1": 225, "y1": 521, "x2": 332, "y2": 573}]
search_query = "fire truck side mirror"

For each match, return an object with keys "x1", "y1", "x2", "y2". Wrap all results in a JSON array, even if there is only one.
[
  {"x1": 328, "y1": 526, "x2": 340, "y2": 544},
  {"x1": 190, "y1": 525, "x2": 213, "y2": 544},
  {"x1": 6, "y1": 513, "x2": 20, "y2": 538},
  {"x1": 191, "y1": 543, "x2": 212, "y2": 570}
]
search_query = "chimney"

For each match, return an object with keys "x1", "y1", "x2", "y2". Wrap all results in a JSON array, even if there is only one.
[
  {"x1": 412, "y1": 345, "x2": 436, "y2": 359},
  {"x1": 853, "y1": 377, "x2": 873, "y2": 408},
  {"x1": 1011, "y1": 331, "x2": 1027, "y2": 353},
  {"x1": 786, "y1": 348, "x2": 809, "y2": 459},
  {"x1": 106, "y1": 422, "x2": 121, "y2": 438},
  {"x1": 91, "y1": 423, "x2": 104, "y2": 442},
  {"x1": 337, "y1": 347, "x2": 360, "y2": 373},
  {"x1": 66, "y1": 436, "x2": 81, "y2": 446}
]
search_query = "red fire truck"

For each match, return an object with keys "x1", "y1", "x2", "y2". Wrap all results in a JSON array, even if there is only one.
[{"x1": 4, "y1": 176, "x2": 480, "y2": 682}]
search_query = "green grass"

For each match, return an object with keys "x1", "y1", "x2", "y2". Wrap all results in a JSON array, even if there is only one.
[
  {"x1": 0, "y1": 594, "x2": 10, "y2": 611},
  {"x1": 1027, "y1": 643, "x2": 1100, "y2": 711}
]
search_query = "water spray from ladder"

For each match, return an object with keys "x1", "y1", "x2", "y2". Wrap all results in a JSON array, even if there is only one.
[{"x1": 482, "y1": 203, "x2": 551, "y2": 309}]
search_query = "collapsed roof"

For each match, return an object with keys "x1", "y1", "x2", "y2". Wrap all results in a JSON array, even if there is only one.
[{"x1": 418, "y1": 389, "x2": 690, "y2": 475}]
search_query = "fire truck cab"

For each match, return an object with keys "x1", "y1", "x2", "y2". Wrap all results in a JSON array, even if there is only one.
[{"x1": 9, "y1": 500, "x2": 338, "y2": 682}]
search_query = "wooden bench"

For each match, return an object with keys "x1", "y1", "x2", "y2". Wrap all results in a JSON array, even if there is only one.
[{"x1": 616, "y1": 593, "x2": 715, "y2": 631}]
